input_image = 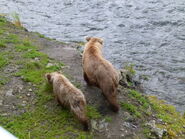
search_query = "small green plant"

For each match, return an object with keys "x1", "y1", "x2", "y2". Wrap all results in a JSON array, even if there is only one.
[
  {"x1": 23, "y1": 49, "x2": 47, "y2": 59},
  {"x1": 0, "y1": 53, "x2": 8, "y2": 68},
  {"x1": 124, "y1": 64, "x2": 136, "y2": 76},
  {"x1": 15, "y1": 40, "x2": 36, "y2": 52},
  {"x1": 128, "y1": 89, "x2": 149, "y2": 109},
  {"x1": 0, "y1": 16, "x2": 6, "y2": 26},
  {"x1": 0, "y1": 76, "x2": 9, "y2": 85},
  {"x1": 105, "y1": 116, "x2": 112, "y2": 122},
  {"x1": 0, "y1": 40, "x2": 6, "y2": 48},
  {"x1": 38, "y1": 34, "x2": 45, "y2": 38},
  {"x1": 120, "y1": 102, "x2": 141, "y2": 117},
  {"x1": 4, "y1": 34, "x2": 20, "y2": 44},
  {"x1": 11, "y1": 12, "x2": 22, "y2": 27},
  {"x1": 86, "y1": 106, "x2": 101, "y2": 119}
]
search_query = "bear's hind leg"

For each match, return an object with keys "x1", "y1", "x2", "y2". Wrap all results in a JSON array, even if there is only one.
[{"x1": 83, "y1": 72, "x2": 91, "y2": 86}]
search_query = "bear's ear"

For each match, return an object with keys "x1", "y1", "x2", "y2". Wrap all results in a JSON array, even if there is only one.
[
  {"x1": 97, "y1": 38, "x2": 103, "y2": 44},
  {"x1": 45, "y1": 73, "x2": 51, "y2": 82},
  {"x1": 86, "y1": 37, "x2": 91, "y2": 42}
]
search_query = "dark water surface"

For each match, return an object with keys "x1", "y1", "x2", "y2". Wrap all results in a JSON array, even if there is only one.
[{"x1": 0, "y1": 0, "x2": 185, "y2": 111}]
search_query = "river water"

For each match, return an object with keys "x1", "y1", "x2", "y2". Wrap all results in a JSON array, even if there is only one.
[{"x1": 0, "y1": 0, "x2": 185, "y2": 111}]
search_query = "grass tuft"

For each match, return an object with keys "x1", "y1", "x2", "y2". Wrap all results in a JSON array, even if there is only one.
[
  {"x1": 11, "y1": 13, "x2": 22, "y2": 27},
  {"x1": 0, "y1": 52, "x2": 8, "y2": 68},
  {"x1": 120, "y1": 102, "x2": 141, "y2": 117},
  {"x1": 149, "y1": 96, "x2": 185, "y2": 138},
  {"x1": 0, "y1": 41, "x2": 6, "y2": 48},
  {"x1": 86, "y1": 106, "x2": 101, "y2": 119}
]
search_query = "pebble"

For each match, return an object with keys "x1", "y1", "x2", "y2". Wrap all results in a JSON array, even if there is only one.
[
  {"x1": 22, "y1": 100, "x2": 27, "y2": 104},
  {"x1": 34, "y1": 57, "x2": 39, "y2": 61},
  {"x1": 28, "y1": 88, "x2": 32, "y2": 92},
  {"x1": 91, "y1": 120, "x2": 98, "y2": 130},
  {"x1": 46, "y1": 63, "x2": 54, "y2": 68},
  {"x1": 6, "y1": 89, "x2": 13, "y2": 96},
  {"x1": 121, "y1": 134, "x2": 124, "y2": 137},
  {"x1": 120, "y1": 128, "x2": 124, "y2": 131},
  {"x1": 17, "y1": 85, "x2": 24, "y2": 93},
  {"x1": 123, "y1": 122, "x2": 130, "y2": 128},
  {"x1": 21, "y1": 103, "x2": 26, "y2": 107},
  {"x1": 145, "y1": 120, "x2": 166, "y2": 139},
  {"x1": 27, "y1": 93, "x2": 31, "y2": 97}
]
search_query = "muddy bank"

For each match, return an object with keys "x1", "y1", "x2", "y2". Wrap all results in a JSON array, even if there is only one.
[{"x1": 0, "y1": 16, "x2": 185, "y2": 139}]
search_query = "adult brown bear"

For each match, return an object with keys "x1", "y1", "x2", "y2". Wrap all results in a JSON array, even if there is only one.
[
  {"x1": 45, "y1": 72, "x2": 89, "y2": 131},
  {"x1": 82, "y1": 37, "x2": 120, "y2": 112}
]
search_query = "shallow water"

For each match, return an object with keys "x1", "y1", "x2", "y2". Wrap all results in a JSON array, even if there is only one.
[{"x1": 0, "y1": 0, "x2": 185, "y2": 111}]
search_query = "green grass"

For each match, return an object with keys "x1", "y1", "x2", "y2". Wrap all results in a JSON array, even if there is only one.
[
  {"x1": 0, "y1": 29, "x2": 4, "y2": 35},
  {"x1": 0, "y1": 16, "x2": 91, "y2": 138},
  {"x1": 38, "y1": 34, "x2": 45, "y2": 38},
  {"x1": 105, "y1": 116, "x2": 112, "y2": 122},
  {"x1": 128, "y1": 89, "x2": 150, "y2": 109},
  {"x1": 4, "y1": 34, "x2": 20, "y2": 44},
  {"x1": 0, "y1": 75, "x2": 9, "y2": 85},
  {"x1": 0, "y1": 40, "x2": 6, "y2": 48},
  {"x1": 15, "y1": 41, "x2": 37, "y2": 52},
  {"x1": 120, "y1": 102, "x2": 141, "y2": 118},
  {"x1": 124, "y1": 64, "x2": 136, "y2": 76},
  {"x1": 0, "y1": 106, "x2": 90, "y2": 139},
  {"x1": 148, "y1": 96, "x2": 185, "y2": 138},
  {"x1": 86, "y1": 106, "x2": 101, "y2": 119},
  {"x1": 0, "y1": 16, "x2": 6, "y2": 26},
  {"x1": 0, "y1": 52, "x2": 8, "y2": 68}
]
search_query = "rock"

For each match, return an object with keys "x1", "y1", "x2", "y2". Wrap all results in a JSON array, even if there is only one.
[
  {"x1": 21, "y1": 104, "x2": 26, "y2": 107},
  {"x1": 124, "y1": 112, "x2": 134, "y2": 122},
  {"x1": 28, "y1": 88, "x2": 32, "y2": 92},
  {"x1": 107, "y1": 134, "x2": 111, "y2": 138},
  {"x1": 123, "y1": 122, "x2": 131, "y2": 128},
  {"x1": 17, "y1": 84, "x2": 24, "y2": 93},
  {"x1": 6, "y1": 89, "x2": 13, "y2": 96},
  {"x1": 120, "y1": 128, "x2": 124, "y2": 131},
  {"x1": 34, "y1": 57, "x2": 39, "y2": 61},
  {"x1": 131, "y1": 124, "x2": 137, "y2": 129},
  {"x1": 119, "y1": 69, "x2": 130, "y2": 87},
  {"x1": 1, "y1": 113, "x2": 8, "y2": 116},
  {"x1": 46, "y1": 63, "x2": 54, "y2": 68},
  {"x1": 145, "y1": 120, "x2": 156, "y2": 128},
  {"x1": 0, "y1": 100, "x2": 3, "y2": 105},
  {"x1": 120, "y1": 134, "x2": 124, "y2": 137},
  {"x1": 146, "y1": 105, "x2": 152, "y2": 113},
  {"x1": 99, "y1": 119, "x2": 108, "y2": 130},
  {"x1": 27, "y1": 93, "x2": 31, "y2": 97},
  {"x1": 91, "y1": 120, "x2": 98, "y2": 130},
  {"x1": 22, "y1": 100, "x2": 27, "y2": 104},
  {"x1": 145, "y1": 120, "x2": 167, "y2": 139},
  {"x1": 91, "y1": 119, "x2": 108, "y2": 131}
]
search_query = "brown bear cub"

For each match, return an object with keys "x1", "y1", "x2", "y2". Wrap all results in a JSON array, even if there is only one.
[
  {"x1": 45, "y1": 72, "x2": 89, "y2": 131},
  {"x1": 82, "y1": 37, "x2": 120, "y2": 112}
]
